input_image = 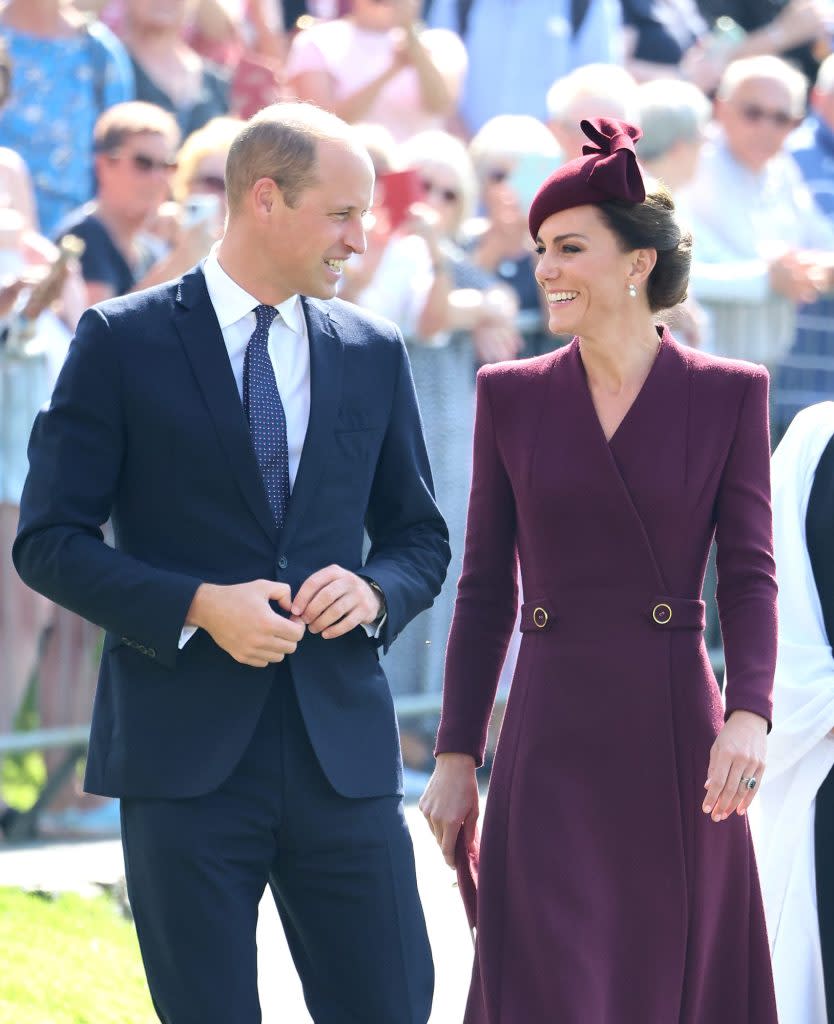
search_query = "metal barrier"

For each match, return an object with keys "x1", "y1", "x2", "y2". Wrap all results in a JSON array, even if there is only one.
[
  {"x1": 0, "y1": 726, "x2": 90, "y2": 840},
  {"x1": 772, "y1": 296, "x2": 834, "y2": 435}
]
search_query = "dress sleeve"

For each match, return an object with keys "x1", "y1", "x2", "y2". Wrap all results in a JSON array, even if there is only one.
[
  {"x1": 714, "y1": 366, "x2": 778, "y2": 726},
  {"x1": 435, "y1": 368, "x2": 518, "y2": 764}
]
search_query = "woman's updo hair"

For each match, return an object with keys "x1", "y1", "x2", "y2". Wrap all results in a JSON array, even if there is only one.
[{"x1": 597, "y1": 185, "x2": 692, "y2": 313}]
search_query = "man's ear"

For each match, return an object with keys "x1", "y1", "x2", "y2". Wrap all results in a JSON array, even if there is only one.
[{"x1": 251, "y1": 177, "x2": 282, "y2": 219}]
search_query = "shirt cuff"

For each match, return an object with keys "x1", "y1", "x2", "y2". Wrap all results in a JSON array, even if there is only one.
[
  {"x1": 179, "y1": 625, "x2": 198, "y2": 649},
  {"x1": 363, "y1": 612, "x2": 387, "y2": 640}
]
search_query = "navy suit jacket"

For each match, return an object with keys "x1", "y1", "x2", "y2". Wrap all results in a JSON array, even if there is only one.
[{"x1": 14, "y1": 265, "x2": 450, "y2": 800}]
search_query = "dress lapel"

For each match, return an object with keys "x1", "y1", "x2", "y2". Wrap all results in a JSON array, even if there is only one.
[
  {"x1": 279, "y1": 296, "x2": 344, "y2": 551},
  {"x1": 569, "y1": 331, "x2": 675, "y2": 590},
  {"x1": 173, "y1": 265, "x2": 277, "y2": 545}
]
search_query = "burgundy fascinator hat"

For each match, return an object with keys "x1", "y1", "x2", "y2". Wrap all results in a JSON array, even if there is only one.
[{"x1": 528, "y1": 118, "x2": 646, "y2": 241}]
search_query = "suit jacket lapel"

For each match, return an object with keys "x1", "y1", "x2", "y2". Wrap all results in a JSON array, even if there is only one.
[
  {"x1": 280, "y1": 297, "x2": 344, "y2": 550},
  {"x1": 173, "y1": 265, "x2": 277, "y2": 545}
]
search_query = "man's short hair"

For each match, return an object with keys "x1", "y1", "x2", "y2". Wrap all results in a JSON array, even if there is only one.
[
  {"x1": 717, "y1": 56, "x2": 808, "y2": 118},
  {"x1": 93, "y1": 101, "x2": 181, "y2": 155},
  {"x1": 637, "y1": 79, "x2": 711, "y2": 162},
  {"x1": 225, "y1": 102, "x2": 360, "y2": 213}
]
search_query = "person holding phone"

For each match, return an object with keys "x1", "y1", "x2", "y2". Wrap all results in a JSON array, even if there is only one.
[{"x1": 420, "y1": 117, "x2": 779, "y2": 1023}]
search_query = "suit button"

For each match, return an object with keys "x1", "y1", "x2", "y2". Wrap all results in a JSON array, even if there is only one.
[{"x1": 278, "y1": 555, "x2": 288, "y2": 570}]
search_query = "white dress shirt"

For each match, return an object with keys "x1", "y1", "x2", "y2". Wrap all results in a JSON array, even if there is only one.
[{"x1": 180, "y1": 249, "x2": 383, "y2": 646}]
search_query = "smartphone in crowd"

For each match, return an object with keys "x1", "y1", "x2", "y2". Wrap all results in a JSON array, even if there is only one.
[{"x1": 182, "y1": 193, "x2": 222, "y2": 229}]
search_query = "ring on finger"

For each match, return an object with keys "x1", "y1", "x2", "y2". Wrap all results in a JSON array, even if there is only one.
[{"x1": 739, "y1": 775, "x2": 758, "y2": 791}]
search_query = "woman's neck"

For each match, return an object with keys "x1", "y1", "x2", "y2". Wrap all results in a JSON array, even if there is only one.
[
  {"x1": 578, "y1": 319, "x2": 660, "y2": 394},
  {"x1": 122, "y1": 19, "x2": 185, "y2": 57}
]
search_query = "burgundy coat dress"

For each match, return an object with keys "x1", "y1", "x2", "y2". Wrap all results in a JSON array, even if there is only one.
[{"x1": 436, "y1": 328, "x2": 779, "y2": 1023}]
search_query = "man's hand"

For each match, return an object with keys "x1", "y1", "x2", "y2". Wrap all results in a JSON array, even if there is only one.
[
  {"x1": 186, "y1": 580, "x2": 305, "y2": 667},
  {"x1": 702, "y1": 710, "x2": 768, "y2": 821},
  {"x1": 419, "y1": 753, "x2": 479, "y2": 868},
  {"x1": 291, "y1": 565, "x2": 383, "y2": 639}
]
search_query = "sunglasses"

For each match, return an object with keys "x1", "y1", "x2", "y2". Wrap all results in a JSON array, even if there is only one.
[
  {"x1": 110, "y1": 151, "x2": 178, "y2": 174},
  {"x1": 191, "y1": 173, "x2": 226, "y2": 193},
  {"x1": 736, "y1": 103, "x2": 798, "y2": 129},
  {"x1": 421, "y1": 177, "x2": 460, "y2": 203},
  {"x1": 486, "y1": 168, "x2": 510, "y2": 185}
]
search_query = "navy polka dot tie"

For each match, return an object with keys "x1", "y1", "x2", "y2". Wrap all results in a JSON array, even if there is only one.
[{"x1": 243, "y1": 304, "x2": 290, "y2": 530}]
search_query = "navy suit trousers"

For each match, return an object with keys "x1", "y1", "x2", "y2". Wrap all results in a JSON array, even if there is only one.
[{"x1": 121, "y1": 667, "x2": 434, "y2": 1024}]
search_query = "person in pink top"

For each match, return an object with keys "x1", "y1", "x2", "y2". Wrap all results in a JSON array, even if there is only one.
[{"x1": 285, "y1": 0, "x2": 466, "y2": 142}]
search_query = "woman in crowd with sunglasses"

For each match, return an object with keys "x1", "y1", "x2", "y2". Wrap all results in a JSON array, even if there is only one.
[
  {"x1": 421, "y1": 117, "x2": 779, "y2": 1022},
  {"x1": 53, "y1": 101, "x2": 214, "y2": 308}
]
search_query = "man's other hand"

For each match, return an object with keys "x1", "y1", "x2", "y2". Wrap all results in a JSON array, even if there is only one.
[{"x1": 187, "y1": 580, "x2": 305, "y2": 667}]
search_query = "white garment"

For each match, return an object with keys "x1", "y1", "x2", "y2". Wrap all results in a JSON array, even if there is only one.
[{"x1": 749, "y1": 401, "x2": 834, "y2": 1024}]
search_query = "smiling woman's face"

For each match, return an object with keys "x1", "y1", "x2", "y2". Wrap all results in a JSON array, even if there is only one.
[{"x1": 533, "y1": 204, "x2": 640, "y2": 336}]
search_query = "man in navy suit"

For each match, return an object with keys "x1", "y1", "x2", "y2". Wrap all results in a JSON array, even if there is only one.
[{"x1": 14, "y1": 103, "x2": 449, "y2": 1023}]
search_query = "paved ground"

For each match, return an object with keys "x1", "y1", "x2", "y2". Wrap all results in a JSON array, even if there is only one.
[{"x1": 0, "y1": 802, "x2": 474, "y2": 1022}]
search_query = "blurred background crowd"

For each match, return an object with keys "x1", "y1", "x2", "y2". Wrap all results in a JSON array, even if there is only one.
[{"x1": 3, "y1": 0, "x2": 834, "y2": 835}]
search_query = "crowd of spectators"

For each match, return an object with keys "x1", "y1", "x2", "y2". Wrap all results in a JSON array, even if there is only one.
[{"x1": 3, "y1": 0, "x2": 834, "y2": 824}]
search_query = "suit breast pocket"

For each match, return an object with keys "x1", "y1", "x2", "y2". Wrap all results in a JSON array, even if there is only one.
[
  {"x1": 333, "y1": 426, "x2": 380, "y2": 464},
  {"x1": 324, "y1": 427, "x2": 383, "y2": 497}
]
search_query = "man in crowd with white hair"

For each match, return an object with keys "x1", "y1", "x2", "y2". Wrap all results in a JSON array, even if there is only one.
[
  {"x1": 637, "y1": 77, "x2": 713, "y2": 350},
  {"x1": 545, "y1": 62, "x2": 640, "y2": 161},
  {"x1": 637, "y1": 78, "x2": 711, "y2": 193},
  {"x1": 681, "y1": 55, "x2": 834, "y2": 369},
  {"x1": 770, "y1": 53, "x2": 834, "y2": 436}
]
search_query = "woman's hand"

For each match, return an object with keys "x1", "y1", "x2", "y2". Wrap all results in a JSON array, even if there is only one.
[
  {"x1": 702, "y1": 710, "x2": 768, "y2": 822},
  {"x1": 419, "y1": 753, "x2": 479, "y2": 868}
]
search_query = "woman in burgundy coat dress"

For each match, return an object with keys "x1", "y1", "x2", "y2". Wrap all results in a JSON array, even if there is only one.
[{"x1": 420, "y1": 118, "x2": 779, "y2": 1023}]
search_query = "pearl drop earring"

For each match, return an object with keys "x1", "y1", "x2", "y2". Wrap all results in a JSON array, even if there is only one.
[{"x1": 627, "y1": 283, "x2": 637, "y2": 298}]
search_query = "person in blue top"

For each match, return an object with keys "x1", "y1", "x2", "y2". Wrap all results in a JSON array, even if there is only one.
[
  {"x1": 426, "y1": 0, "x2": 622, "y2": 136},
  {"x1": 0, "y1": 0, "x2": 134, "y2": 236}
]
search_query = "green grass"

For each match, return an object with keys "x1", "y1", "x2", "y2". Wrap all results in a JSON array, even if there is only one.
[{"x1": 0, "y1": 888, "x2": 157, "y2": 1023}]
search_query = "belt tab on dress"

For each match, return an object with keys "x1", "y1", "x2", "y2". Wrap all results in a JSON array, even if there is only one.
[
  {"x1": 649, "y1": 596, "x2": 705, "y2": 631},
  {"x1": 520, "y1": 602, "x2": 552, "y2": 632}
]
